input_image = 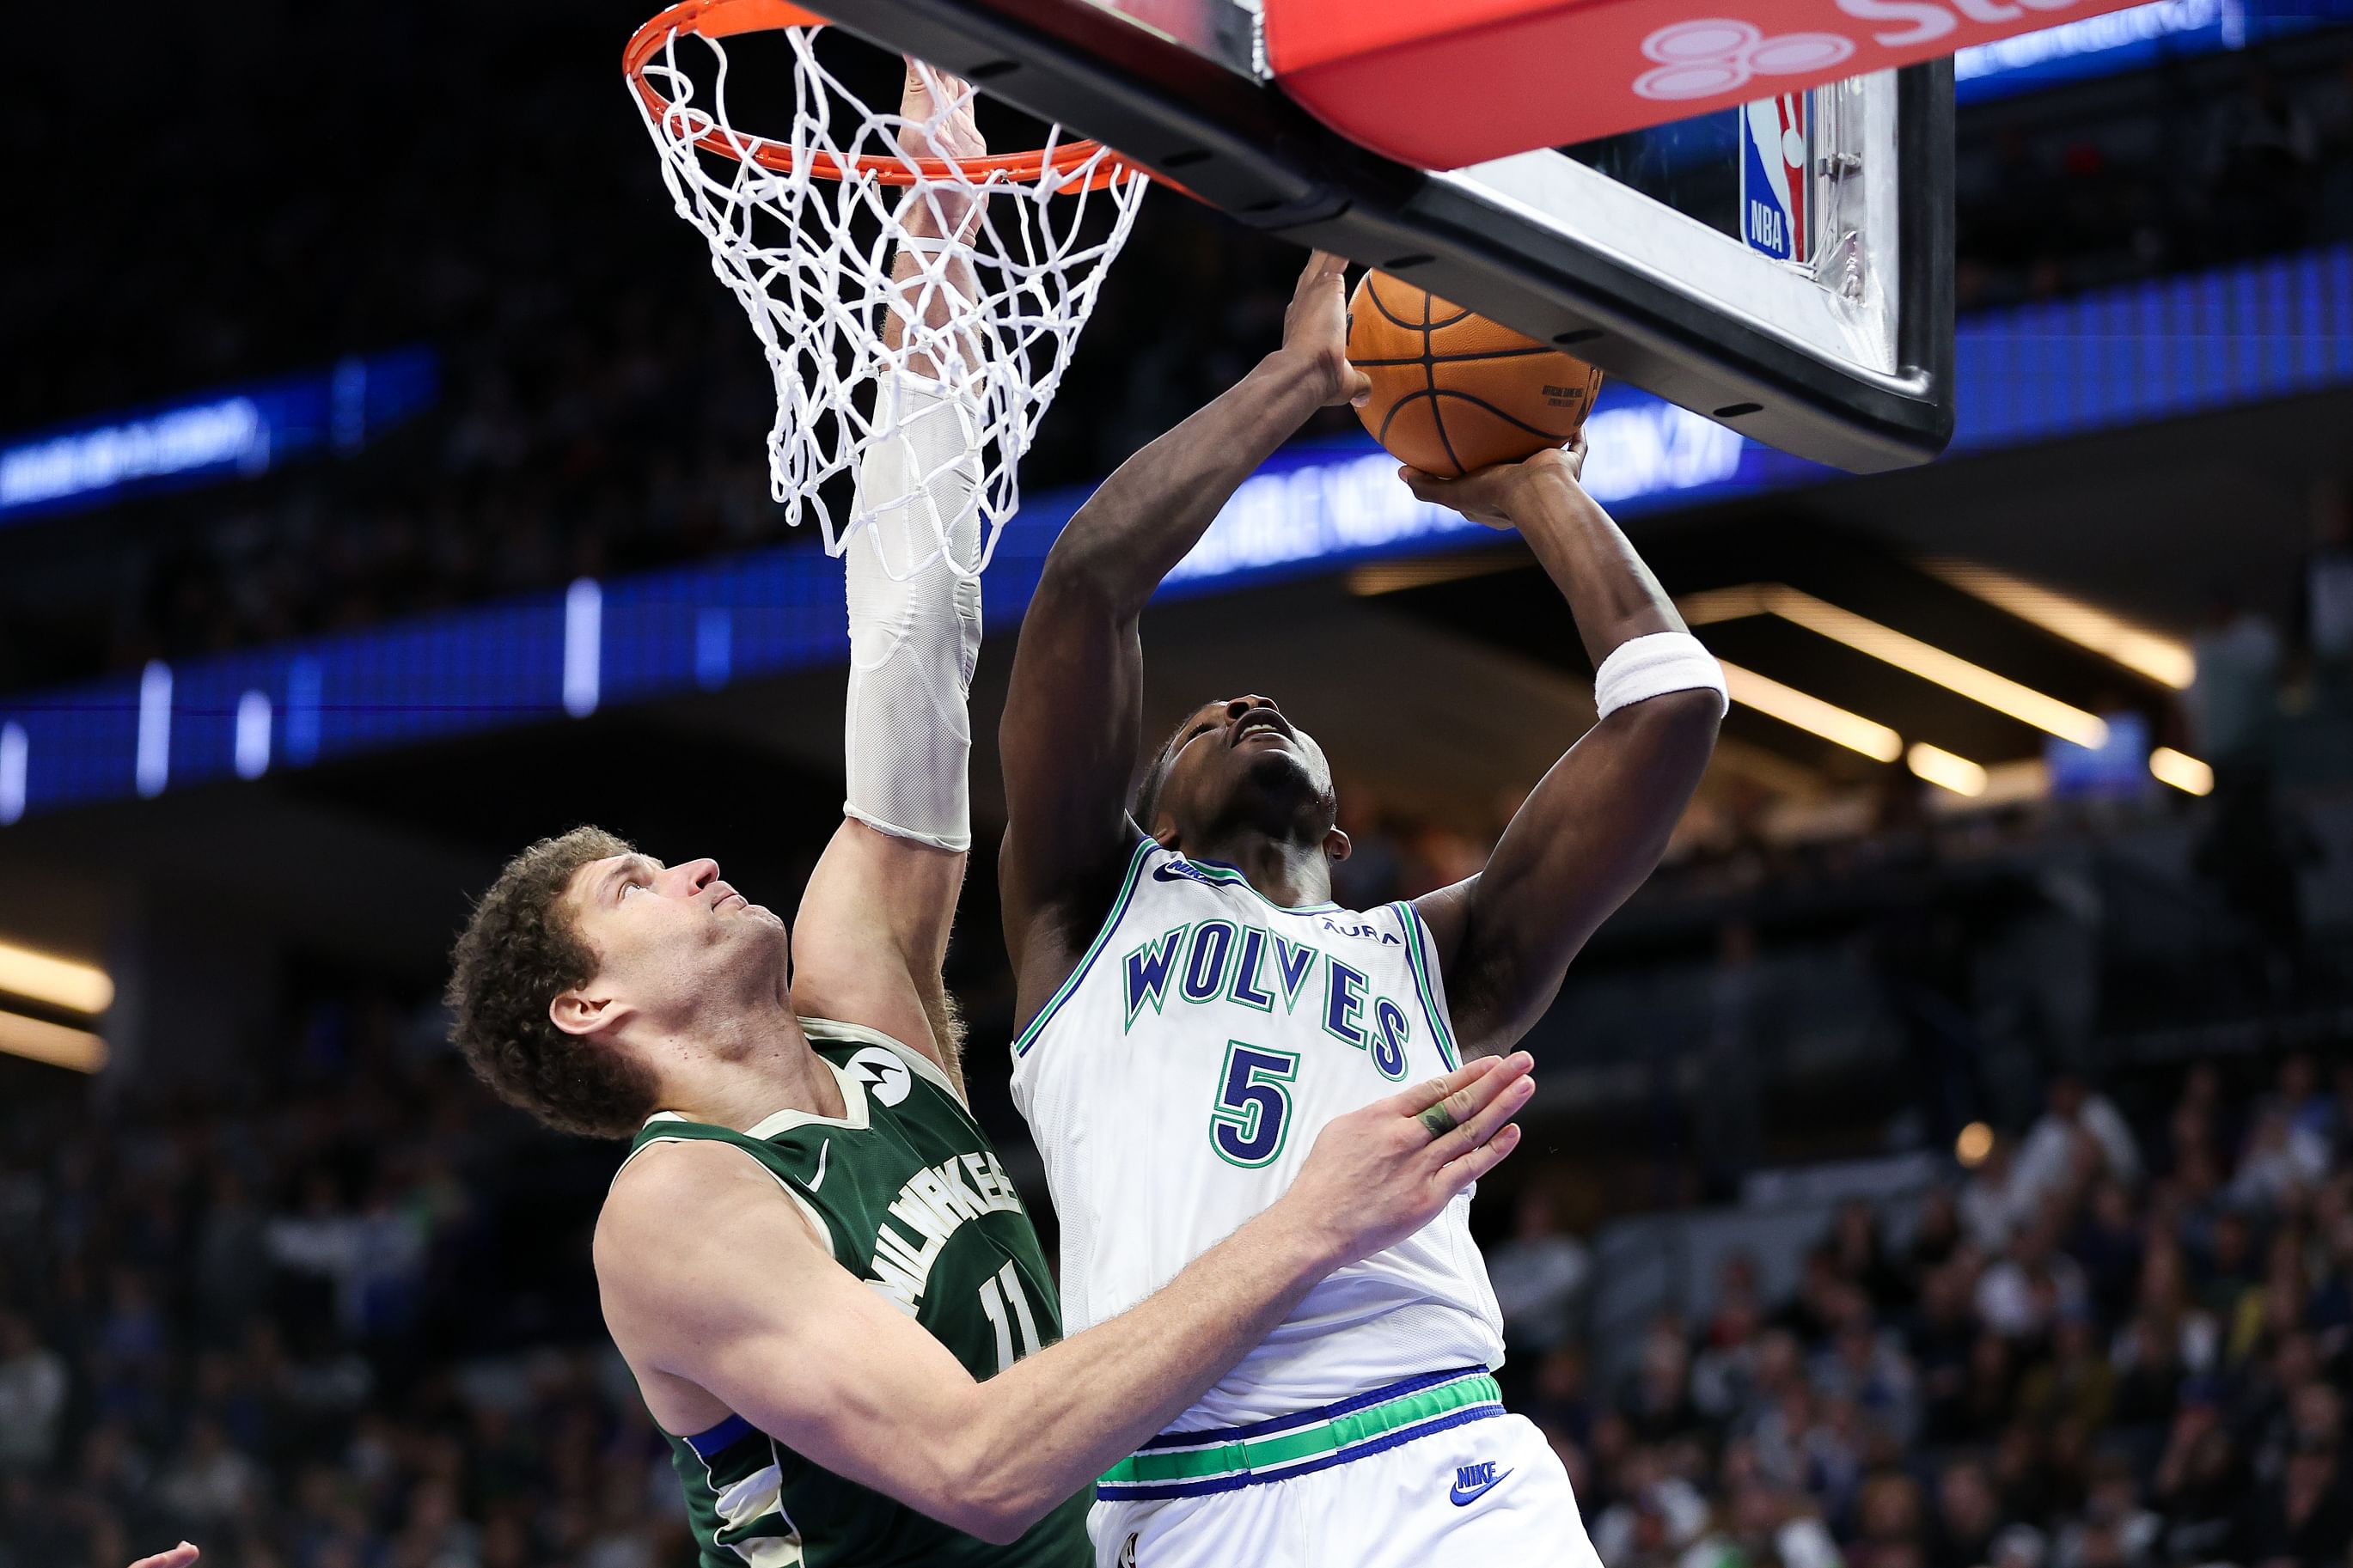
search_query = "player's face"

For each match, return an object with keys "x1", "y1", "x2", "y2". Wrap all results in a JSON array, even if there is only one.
[
  {"x1": 560, "y1": 852, "x2": 789, "y2": 1027},
  {"x1": 1152, "y1": 695, "x2": 1338, "y2": 843}
]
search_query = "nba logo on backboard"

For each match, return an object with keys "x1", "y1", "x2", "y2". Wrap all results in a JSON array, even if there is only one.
[{"x1": 1739, "y1": 93, "x2": 1811, "y2": 266}]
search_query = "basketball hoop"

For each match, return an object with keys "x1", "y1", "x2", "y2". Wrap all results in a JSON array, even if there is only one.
[{"x1": 624, "y1": 0, "x2": 1150, "y2": 575}]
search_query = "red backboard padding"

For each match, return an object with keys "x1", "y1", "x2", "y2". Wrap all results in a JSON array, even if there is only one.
[{"x1": 1264, "y1": 0, "x2": 2149, "y2": 169}]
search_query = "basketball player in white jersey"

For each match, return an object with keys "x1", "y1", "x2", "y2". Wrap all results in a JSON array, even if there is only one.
[{"x1": 997, "y1": 250, "x2": 1727, "y2": 1565}]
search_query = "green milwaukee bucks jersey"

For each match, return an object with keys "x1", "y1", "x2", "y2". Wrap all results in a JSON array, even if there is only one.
[{"x1": 620, "y1": 1019, "x2": 1092, "y2": 1568}]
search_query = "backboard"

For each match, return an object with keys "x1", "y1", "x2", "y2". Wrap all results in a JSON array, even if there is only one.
[{"x1": 805, "y1": 0, "x2": 1955, "y2": 473}]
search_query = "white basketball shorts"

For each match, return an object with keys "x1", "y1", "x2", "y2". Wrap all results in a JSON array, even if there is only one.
[{"x1": 1087, "y1": 1368, "x2": 1602, "y2": 1568}]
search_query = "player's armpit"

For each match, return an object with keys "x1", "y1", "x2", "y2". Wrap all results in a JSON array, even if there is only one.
[
  {"x1": 596, "y1": 1139, "x2": 1013, "y2": 1540},
  {"x1": 791, "y1": 819, "x2": 969, "y2": 1096}
]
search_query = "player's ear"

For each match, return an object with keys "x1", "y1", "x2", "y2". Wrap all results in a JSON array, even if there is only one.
[
  {"x1": 550, "y1": 987, "x2": 626, "y2": 1039},
  {"x1": 1323, "y1": 827, "x2": 1352, "y2": 864}
]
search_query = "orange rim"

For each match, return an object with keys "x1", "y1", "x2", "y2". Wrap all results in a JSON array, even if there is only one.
[{"x1": 623, "y1": 0, "x2": 1142, "y2": 192}]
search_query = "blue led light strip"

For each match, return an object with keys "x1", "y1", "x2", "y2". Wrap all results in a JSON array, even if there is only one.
[
  {"x1": 3, "y1": 245, "x2": 2348, "y2": 824},
  {"x1": 1955, "y1": 0, "x2": 2345, "y2": 105},
  {"x1": 0, "y1": 348, "x2": 438, "y2": 526}
]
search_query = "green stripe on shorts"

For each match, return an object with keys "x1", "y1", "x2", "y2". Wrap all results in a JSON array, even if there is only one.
[{"x1": 1100, "y1": 1372, "x2": 1501, "y2": 1487}]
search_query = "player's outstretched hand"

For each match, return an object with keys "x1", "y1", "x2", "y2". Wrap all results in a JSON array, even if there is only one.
[
  {"x1": 895, "y1": 59, "x2": 988, "y2": 245},
  {"x1": 1399, "y1": 432, "x2": 1590, "y2": 531},
  {"x1": 129, "y1": 1545, "x2": 199, "y2": 1568},
  {"x1": 1280, "y1": 1053, "x2": 1533, "y2": 1269},
  {"x1": 1278, "y1": 250, "x2": 1373, "y2": 409}
]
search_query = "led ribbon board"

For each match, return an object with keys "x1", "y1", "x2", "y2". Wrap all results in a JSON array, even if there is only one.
[
  {"x1": 0, "y1": 349, "x2": 437, "y2": 528},
  {"x1": 0, "y1": 244, "x2": 2346, "y2": 823},
  {"x1": 1956, "y1": 0, "x2": 2346, "y2": 101}
]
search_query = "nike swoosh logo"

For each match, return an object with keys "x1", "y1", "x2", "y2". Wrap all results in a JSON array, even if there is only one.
[
  {"x1": 1449, "y1": 1468, "x2": 1511, "y2": 1506},
  {"x1": 1151, "y1": 863, "x2": 1197, "y2": 883},
  {"x1": 809, "y1": 1138, "x2": 831, "y2": 1191}
]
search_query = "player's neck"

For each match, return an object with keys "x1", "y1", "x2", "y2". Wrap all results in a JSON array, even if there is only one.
[
  {"x1": 655, "y1": 1004, "x2": 846, "y2": 1130},
  {"x1": 1182, "y1": 831, "x2": 1333, "y2": 911}
]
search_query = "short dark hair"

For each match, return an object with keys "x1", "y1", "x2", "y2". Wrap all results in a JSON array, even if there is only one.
[
  {"x1": 445, "y1": 826, "x2": 660, "y2": 1139},
  {"x1": 1132, "y1": 711, "x2": 1200, "y2": 830}
]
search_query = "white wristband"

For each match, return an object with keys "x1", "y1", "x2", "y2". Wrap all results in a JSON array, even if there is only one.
[{"x1": 1592, "y1": 631, "x2": 1728, "y2": 721}]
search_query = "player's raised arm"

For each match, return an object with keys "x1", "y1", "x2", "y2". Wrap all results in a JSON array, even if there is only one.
[
  {"x1": 600, "y1": 1052, "x2": 1533, "y2": 1543},
  {"x1": 1402, "y1": 438, "x2": 1726, "y2": 1059},
  {"x1": 999, "y1": 251, "x2": 1371, "y2": 1006},
  {"x1": 790, "y1": 64, "x2": 990, "y2": 1091}
]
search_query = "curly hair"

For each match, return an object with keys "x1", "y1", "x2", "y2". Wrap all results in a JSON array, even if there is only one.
[{"x1": 445, "y1": 826, "x2": 662, "y2": 1139}]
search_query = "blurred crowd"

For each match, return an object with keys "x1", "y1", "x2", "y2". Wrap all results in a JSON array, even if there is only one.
[
  {"x1": 5, "y1": 989, "x2": 2350, "y2": 1567},
  {"x1": 3, "y1": 11, "x2": 2351, "y2": 697},
  {"x1": 1488, "y1": 1055, "x2": 2353, "y2": 1568},
  {"x1": 0, "y1": 992, "x2": 684, "y2": 1568},
  {"x1": 0, "y1": 0, "x2": 1317, "y2": 699},
  {"x1": 1953, "y1": 58, "x2": 2353, "y2": 310}
]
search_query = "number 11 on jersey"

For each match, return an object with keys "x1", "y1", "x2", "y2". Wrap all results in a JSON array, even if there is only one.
[{"x1": 978, "y1": 1260, "x2": 1042, "y2": 1373}]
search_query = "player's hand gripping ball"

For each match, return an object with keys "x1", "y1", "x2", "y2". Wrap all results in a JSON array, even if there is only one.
[{"x1": 1346, "y1": 272, "x2": 1604, "y2": 479}]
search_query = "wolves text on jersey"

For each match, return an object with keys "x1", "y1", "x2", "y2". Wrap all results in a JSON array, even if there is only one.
[
  {"x1": 1121, "y1": 918, "x2": 1413, "y2": 1080},
  {"x1": 864, "y1": 1150, "x2": 1025, "y2": 1315}
]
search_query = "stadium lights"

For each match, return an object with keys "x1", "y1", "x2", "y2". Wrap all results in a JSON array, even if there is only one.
[
  {"x1": 1920, "y1": 558, "x2": 2194, "y2": 689},
  {"x1": 0, "y1": 1009, "x2": 108, "y2": 1074},
  {"x1": 1719, "y1": 661, "x2": 1904, "y2": 763},
  {"x1": 235, "y1": 691, "x2": 272, "y2": 780},
  {"x1": 1711, "y1": 735, "x2": 1826, "y2": 797},
  {"x1": 0, "y1": 721, "x2": 23, "y2": 825},
  {"x1": 1906, "y1": 742, "x2": 1989, "y2": 797},
  {"x1": 2150, "y1": 747, "x2": 2215, "y2": 796},
  {"x1": 564, "y1": 577, "x2": 602, "y2": 719},
  {"x1": 1979, "y1": 759, "x2": 2050, "y2": 805},
  {"x1": 0, "y1": 938, "x2": 113, "y2": 1015},
  {"x1": 1683, "y1": 584, "x2": 2110, "y2": 747},
  {"x1": 1344, "y1": 553, "x2": 1521, "y2": 596},
  {"x1": 136, "y1": 660, "x2": 173, "y2": 799}
]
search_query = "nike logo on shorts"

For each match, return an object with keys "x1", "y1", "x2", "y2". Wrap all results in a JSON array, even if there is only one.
[{"x1": 1449, "y1": 1461, "x2": 1511, "y2": 1506}]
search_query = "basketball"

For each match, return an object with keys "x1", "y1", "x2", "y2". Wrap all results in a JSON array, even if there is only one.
[{"x1": 1346, "y1": 272, "x2": 1604, "y2": 479}]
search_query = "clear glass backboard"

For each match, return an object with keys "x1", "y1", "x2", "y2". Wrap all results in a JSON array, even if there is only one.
[{"x1": 783, "y1": 0, "x2": 1955, "y2": 472}]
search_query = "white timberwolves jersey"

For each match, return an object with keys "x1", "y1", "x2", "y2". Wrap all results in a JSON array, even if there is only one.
[{"x1": 1011, "y1": 838, "x2": 1506, "y2": 1429}]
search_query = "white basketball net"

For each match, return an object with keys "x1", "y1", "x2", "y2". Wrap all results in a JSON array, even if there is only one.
[{"x1": 630, "y1": 21, "x2": 1149, "y2": 576}]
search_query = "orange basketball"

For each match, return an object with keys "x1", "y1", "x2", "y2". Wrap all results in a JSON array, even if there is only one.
[{"x1": 1346, "y1": 272, "x2": 1604, "y2": 479}]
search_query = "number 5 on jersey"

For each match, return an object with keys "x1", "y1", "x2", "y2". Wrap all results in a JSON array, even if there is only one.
[{"x1": 1210, "y1": 1042, "x2": 1299, "y2": 1168}]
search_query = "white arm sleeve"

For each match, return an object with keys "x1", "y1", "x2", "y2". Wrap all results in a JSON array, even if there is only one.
[{"x1": 842, "y1": 374, "x2": 985, "y2": 852}]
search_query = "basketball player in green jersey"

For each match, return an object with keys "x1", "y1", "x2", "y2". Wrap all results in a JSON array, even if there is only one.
[{"x1": 433, "y1": 70, "x2": 1537, "y2": 1568}]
